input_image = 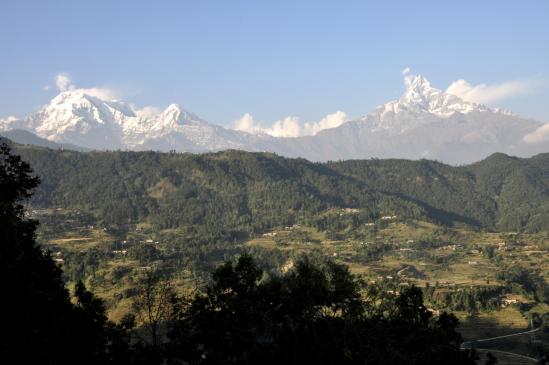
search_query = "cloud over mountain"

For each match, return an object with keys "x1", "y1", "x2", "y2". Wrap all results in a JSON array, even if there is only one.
[
  {"x1": 55, "y1": 74, "x2": 73, "y2": 92},
  {"x1": 524, "y1": 123, "x2": 549, "y2": 144},
  {"x1": 446, "y1": 78, "x2": 534, "y2": 104},
  {"x1": 50, "y1": 73, "x2": 121, "y2": 101},
  {"x1": 233, "y1": 111, "x2": 348, "y2": 137}
]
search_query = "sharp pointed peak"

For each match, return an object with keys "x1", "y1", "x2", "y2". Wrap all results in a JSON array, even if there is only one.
[
  {"x1": 404, "y1": 74, "x2": 432, "y2": 90},
  {"x1": 368, "y1": 73, "x2": 492, "y2": 120},
  {"x1": 165, "y1": 103, "x2": 181, "y2": 111},
  {"x1": 401, "y1": 74, "x2": 440, "y2": 101},
  {"x1": 49, "y1": 89, "x2": 109, "y2": 107},
  {"x1": 155, "y1": 103, "x2": 206, "y2": 126},
  {"x1": 161, "y1": 104, "x2": 183, "y2": 119}
]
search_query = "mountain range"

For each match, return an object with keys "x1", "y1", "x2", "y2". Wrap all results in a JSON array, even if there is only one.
[{"x1": 2, "y1": 74, "x2": 548, "y2": 164}]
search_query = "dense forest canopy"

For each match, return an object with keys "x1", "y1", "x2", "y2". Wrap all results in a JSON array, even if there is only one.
[{"x1": 10, "y1": 142, "x2": 549, "y2": 234}]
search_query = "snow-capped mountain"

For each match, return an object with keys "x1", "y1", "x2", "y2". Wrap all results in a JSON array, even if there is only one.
[
  {"x1": 362, "y1": 74, "x2": 491, "y2": 132},
  {"x1": 28, "y1": 90, "x2": 130, "y2": 149},
  {"x1": 1, "y1": 74, "x2": 548, "y2": 164},
  {"x1": 123, "y1": 103, "x2": 268, "y2": 152},
  {"x1": 261, "y1": 75, "x2": 547, "y2": 164},
  {"x1": 0, "y1": 89, "x2": 263, "y2": 151}
]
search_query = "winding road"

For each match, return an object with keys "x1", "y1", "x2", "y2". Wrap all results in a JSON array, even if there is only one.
[{"x1": 461, "y1": 327, "x2": 542, "y2": 363}]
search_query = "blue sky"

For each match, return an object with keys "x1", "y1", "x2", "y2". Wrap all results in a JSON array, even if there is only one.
[{"x1": 1, "y1": 0, "x2": 548, "y2": 128}]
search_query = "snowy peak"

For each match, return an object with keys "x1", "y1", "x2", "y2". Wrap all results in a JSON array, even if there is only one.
[
  {"x1": 37, "y1": 90, "x2": 203, "y2": 133},
  {"x1": 0, "y1": 88, "x2": 216, "y2": 149},
  {"x1": 159, "y1": 103, "x2": 203, "y2": 126},
  {"x1": 162, "y1": 103, "x2": 182, "y2": 119},
  {"x1": 395, "y1": 74, "x2": 489, "y2": 117},
  {"x1": 28, "y1": 90, "x2": 136, "y2": 144},
  {"x1": 36, "y1": 89, "x2": 136, "y2": 127},
  {"x1": 136, "y1": 104, "x2": 207, "y2": 135},
  {"x1": 363, "y1": 74, "x2": 492, "y2": 131},
  {"x1": 401, "y1": 74, "x2": 454, "y2": 112},
  {"x1": 401, "y1": 74, "x2": 435, "y2": 103},
  {"x1": 356, "y1": 74, "x2": 501, "y2": 133},
  {"x1": 47, "y1": 90, "x2": 133, "y2": 117}
]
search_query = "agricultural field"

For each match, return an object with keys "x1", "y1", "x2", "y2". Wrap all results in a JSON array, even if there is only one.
[{"x1": 33, "y1": 207, "x2": 549, "y2": 361}]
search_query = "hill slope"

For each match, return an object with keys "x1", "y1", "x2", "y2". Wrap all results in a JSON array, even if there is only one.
[
  {"x1": 0, "y1": 129, "x2": 88, "y2": 151},
  {"x1": 11, "y1": 145, "x2": 549, "y2": 234}
]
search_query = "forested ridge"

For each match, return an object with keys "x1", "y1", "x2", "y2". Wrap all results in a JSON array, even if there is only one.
[{"x1": 10, "y1": 142, "x2": 549, "y2": 234}]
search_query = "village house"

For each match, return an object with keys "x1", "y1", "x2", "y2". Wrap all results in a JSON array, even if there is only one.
[{"x1": 500, "y1": 294, "x2": 526, "y2": 307}]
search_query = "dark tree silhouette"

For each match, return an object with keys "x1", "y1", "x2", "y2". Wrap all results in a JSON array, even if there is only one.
[
  {"x1": 168, "y1": 254, "x2": 478, "y2": 365},
  {"x1": 0, "y1": 143, "x2": 75, "y2": 363},
  {"x1": 0, "y1": 144, "x2": 119, "y2": 364},
  {"x1": 133, "y1": 270, "x2": 179, "y2": 347}
]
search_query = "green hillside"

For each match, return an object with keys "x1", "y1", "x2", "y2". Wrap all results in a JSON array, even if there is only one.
[{"x1": 12, "y1": 145, "x2": 549, "y2": 235}]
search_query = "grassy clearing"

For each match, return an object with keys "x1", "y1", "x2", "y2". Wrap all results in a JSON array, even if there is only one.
[
  {"x1": 458, "y1": 307, "x2": 529, "y2": 340},
  {"x1": 49, "y1": 228, "x2": 113, "y2": 250}
]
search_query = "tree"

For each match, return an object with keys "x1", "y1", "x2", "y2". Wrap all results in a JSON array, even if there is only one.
[
  {"x1": 0, "y1": 143, "x2": 116, "y2": 364},
  {"x1": 169, "y1": 254, "x2": 478, "y2": 365},
  {"x1": 133, "y1": 270, "x2": 179, "y2": 347},
  {"x1": 73, "y1": 281, "x2": 110, "y2": 362},
  {"x1": 0, "y1": 143, "x2": 75, "y2": 363}
]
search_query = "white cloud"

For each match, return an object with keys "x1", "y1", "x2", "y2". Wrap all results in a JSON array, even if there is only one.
[
  {"x1": 80, "y1": 87, "x2": 120, "y2": 100},
  {"x1": 2, "y1": 116, "x2": 19, "y2": 122},
  {"x1": 446, "y1": 78, "x2": 534, "y2": 105},
  {"x1": 232, "y1": 113, "x2": 301, "y2": 137},
  {"x1": 401, "y1": 67, "x2": 411, "y2": 75},
  {"x1": 55, "y1": 73, "x2": 74, "y2": 92},
  {"x1": 232, "y1": 111, "x2": 349, "y2": 138},
  {"x1": 135, "y1": 105, "x2": 162, "y2": 118},
  {"x1": 268, "y1": 116, "x2": 302, "y2": 137},
  {"x1": 523, "y1": 123, "x2": 549, "y2": 144},
  {"x1": 303, "y1": 111, "x2": 348, "y2": 135},
  {"x1": 233, "y1": 113, "x2": 264, "y2": 134},
  {"x1": 52, "y1": 72, "x2": 119, "y2": 100}
]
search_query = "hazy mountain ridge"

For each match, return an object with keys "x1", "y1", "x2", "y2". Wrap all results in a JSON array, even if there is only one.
[
  {"x1": 1, "y1": 74, "x2": 548, "y2": 164},
  {"x1": 0, "y1": 129, "x2": 89, "y2": 151},
  {"x1": 277, "y1": 110, "x2": 545, "y2": 164}
]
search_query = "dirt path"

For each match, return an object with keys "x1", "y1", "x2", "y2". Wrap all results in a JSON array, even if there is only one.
[
  {"x1": 461, "y1": 327, "x2": 541, "y2": 363},
  {"x1": 462, "y1": 327, "x2": 540, "y2": 346}
]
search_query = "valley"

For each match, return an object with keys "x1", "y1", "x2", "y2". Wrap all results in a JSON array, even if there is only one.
[
  {"x1": 36, "y1": 209, "x2": 549, "y2": 363},
  {"x1": 6, "y1": 143, "x2": 549, "y2": 363}
]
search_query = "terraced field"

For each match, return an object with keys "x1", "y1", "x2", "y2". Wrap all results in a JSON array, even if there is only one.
[{"x1": 36, "y1": 210, "x2": 549, "y2": 360}]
